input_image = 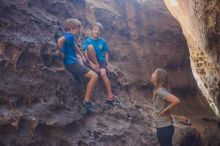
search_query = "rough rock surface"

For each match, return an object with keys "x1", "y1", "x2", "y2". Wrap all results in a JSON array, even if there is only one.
[
  {"x1": 0, "y1": 0, "x2": 218, "y2": 146},
  {"x1": 165, "y1": 0, "x2": 220, "y2": 118}
]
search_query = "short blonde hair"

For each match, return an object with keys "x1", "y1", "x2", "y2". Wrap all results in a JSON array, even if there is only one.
[
  {"x1": 64, "y1": 18, "x2": 82, "y2": 31},
  {"x1": 92, "y1": 22, "x2": 104, "y2": 32}
]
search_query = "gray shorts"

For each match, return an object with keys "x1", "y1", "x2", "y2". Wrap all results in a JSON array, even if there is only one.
[{"x1": 65, "y1": 63, "x2": 90, "y2": 77}]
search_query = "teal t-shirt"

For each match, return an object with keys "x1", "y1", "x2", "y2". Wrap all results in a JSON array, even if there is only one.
[
  {"x1": 61, "y1": 33, "x2": 78, "y2": 65},
  {"x1": 82, "y1": 37, "x2": 109, "y2": 61}
]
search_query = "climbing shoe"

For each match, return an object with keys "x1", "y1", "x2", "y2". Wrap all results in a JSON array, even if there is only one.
[
  {"x1": 106, "y1": 98, "x2": 115, "y2": 106},
  {"x1": 85, "y1": 101, "x2": 95, "y2": 114}
]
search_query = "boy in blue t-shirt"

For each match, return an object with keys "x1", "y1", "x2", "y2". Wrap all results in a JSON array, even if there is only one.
[
  {"x1": 56, "y1": 18, "x2": 98, "y2": 113},
  {"x1": 82, "y1": 22, "x2": 114, "y2": 105}
]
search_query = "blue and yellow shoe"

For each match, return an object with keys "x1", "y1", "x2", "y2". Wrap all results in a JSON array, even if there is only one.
[{"x1": 85, "y1": 101, "x2": 95, "y2": 114}]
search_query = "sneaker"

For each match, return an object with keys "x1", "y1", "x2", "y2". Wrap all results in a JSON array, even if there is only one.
[
  {"x1": 106, "y1": 98, "x2": 115, "y2": 106},
  {"x1": 85, "y1": 101, "x2": 95, "y2": 114}
]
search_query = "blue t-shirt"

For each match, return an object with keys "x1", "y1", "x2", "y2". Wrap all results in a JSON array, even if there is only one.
[
  {"x1": 82, "y1": 37, "x2": 109, "y2": 61},
  {"x1": 61, "y1": 33, "x2": 78, "y2": 65}
]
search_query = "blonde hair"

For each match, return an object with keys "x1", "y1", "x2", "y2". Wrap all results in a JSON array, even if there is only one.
[
  {"x1": 92, "y1": 22, "x2": 104, "y2": 32},
  {"x1": 64, "y1": 18, "x2": 82, "y2": 31},
  {"x1": 153, "y1": 68, "x2": 169, "y2": 97}
]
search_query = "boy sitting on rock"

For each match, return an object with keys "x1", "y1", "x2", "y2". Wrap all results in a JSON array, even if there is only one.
[{"x1": 82, "y1": 22, "x2": 115, "y2": 105}]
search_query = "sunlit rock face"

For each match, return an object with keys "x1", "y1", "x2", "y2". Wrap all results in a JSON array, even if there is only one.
[{"x1": 165, "y1": 0, "x2": 220, "y2": 117}]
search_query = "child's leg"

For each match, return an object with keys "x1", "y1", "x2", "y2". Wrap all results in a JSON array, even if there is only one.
[
  {"x1": 100, "y1": 68, "x2": 113, "y2": 99},
  {"x1": 86, "y1": 45, "x2": 100, "y2": 72},
  {"x1": 87, "y1": 45, "x2": 100, "y2": 72},
  {"x1": 87, "y1": 45, "x2": 99, "y2": 65},
  {"x1": 84, "y1": 70, "x2": 98, "y2": 101}
]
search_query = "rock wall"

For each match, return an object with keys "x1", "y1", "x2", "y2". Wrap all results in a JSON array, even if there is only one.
[
  {"x1": 0, "y1": 0, "x2": 214, "y2": 145},
  {"x1": 164, "y1": 0, "x2": 220, "y2": 117}
]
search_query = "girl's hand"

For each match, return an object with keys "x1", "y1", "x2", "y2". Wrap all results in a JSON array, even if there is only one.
[
  {"x1": 159, "y1": 110, "x2": 166, "y2": 116},
  {"x1": 159, "y1": 111, "x2": 170, "y2": 121}
]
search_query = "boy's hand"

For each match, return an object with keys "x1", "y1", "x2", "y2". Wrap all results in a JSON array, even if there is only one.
[
  {"x1": 54, "y1": 49, "x2": 60, "y2": 56},
  {"x1": 90, "y1": 63, "x2": 100, "y2": 72},
  {"x1": 52, "y1": 48, "x2": 64, "y2": 59},
  {"x1": 82, "y1": 56, "x2": 86, "y2": 63}
]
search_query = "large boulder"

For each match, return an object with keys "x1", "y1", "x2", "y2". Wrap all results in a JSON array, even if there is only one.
[{"x1": 165, "y1": 0, "x2": 220, "y2": 118}]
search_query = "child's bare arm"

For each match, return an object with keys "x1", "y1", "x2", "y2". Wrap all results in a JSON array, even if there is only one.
[
  {"x1": 159, "y1": 94, "x2": 180, "y2": 116},
  {"x1": 57, "y1": 36, "x2": 65, "y2": 50},
  {"x1": 105, "y1": 52, "x2": 109, "y2": 64},
  {"x1": 84, "y1": 51, "x2": 100, "y2": 71},
  {"x1": 75, "y1": 45, "x2": 85, "y2": 60},
  {"x1": 173, "y1": 115, "x2": 192, "y2": 126},
  {"x1": 85, "y1": 51, "x2": 95, "y2": 66},
  {"x1": 105, "y1": 52, "x2": 110, "y2": 71}
]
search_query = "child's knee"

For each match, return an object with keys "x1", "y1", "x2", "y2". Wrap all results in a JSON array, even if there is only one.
[
  {"x1": 92, "y1": 71, "x2": 99, "y2": 80},
  {"x1": 100, "y1": 70, "x2": 107, "y2": 78},
  {"x1": 85, "y1": 70, "x2": 98, "y2": 80}
]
